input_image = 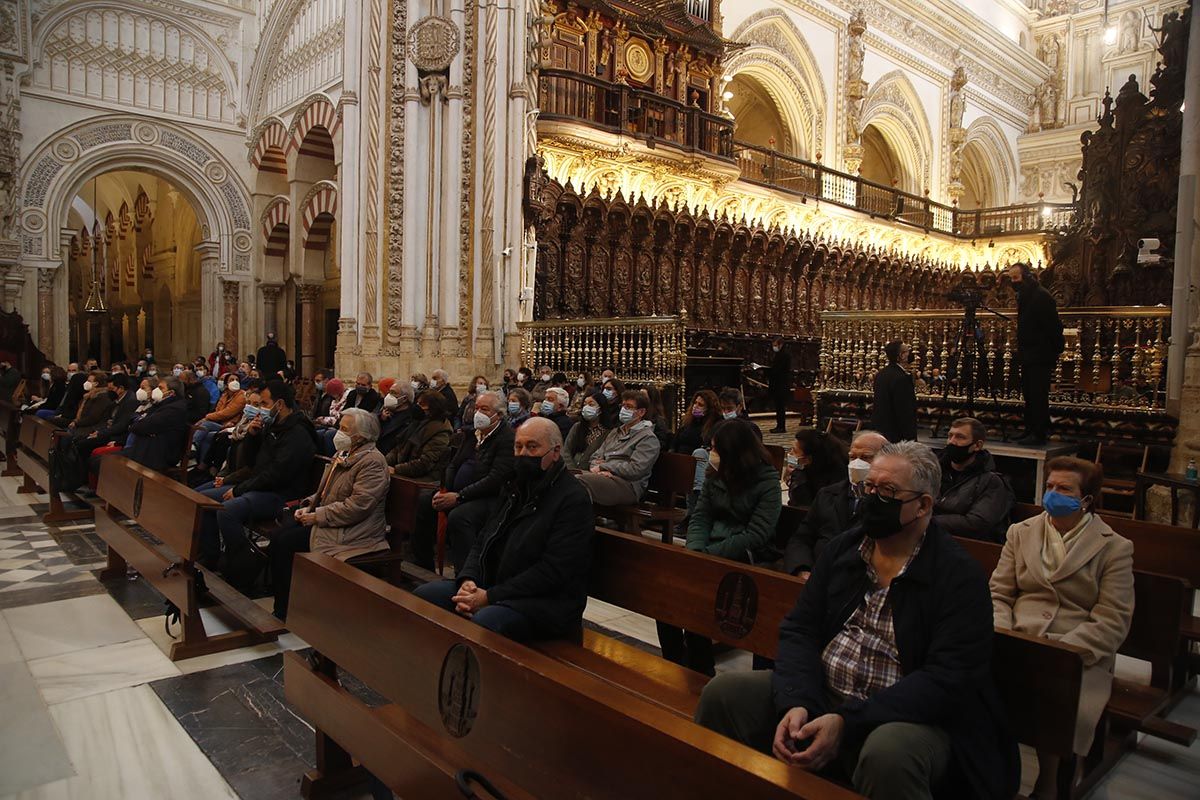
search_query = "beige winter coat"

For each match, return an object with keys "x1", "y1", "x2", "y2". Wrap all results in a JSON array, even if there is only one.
[
  {"x1": 990, "y1": 512, "x2": 1134, "y2": 754},
  {"x1": 305, "y1": 445, "x2": 391, "y2": 560}
]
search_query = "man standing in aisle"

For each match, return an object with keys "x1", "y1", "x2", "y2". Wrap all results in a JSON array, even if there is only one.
[
  {"x1": 256, "y1": 332, "x2": 288, "y2": 379},
  {"x1": 1007, "y1": 262, "x2": 1063, "y2": 445}
]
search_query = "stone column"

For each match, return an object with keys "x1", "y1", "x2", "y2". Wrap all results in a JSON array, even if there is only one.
[
  {"x1": 298, "y1": 283, "x2": 322, "y2": 378},
  {"x1": 2, "y1": 266, "x2": 24, "y2": 314},
  {"x1": 136, "y1": 310, "x2": 147, "y2": 355},
  {"x1": 36, "y1": 269, "x2": 54, "y2": 356},
  {"x1": 260, "y1": 283, "x2": 282, "y2": 340},
  {"x1": 221, "y1": 279, "x2": 240, "y2": 357}
]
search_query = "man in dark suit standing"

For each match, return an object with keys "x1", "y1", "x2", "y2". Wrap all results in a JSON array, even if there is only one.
[
  {"x1": 768, "y1": 338, "x2": 791, "y2": 433},
  {"x1": 869, "y1": 340, "x2": 917, "y2": 442},
  {"x1": 256, "y1": 332, "x2": 288, "y2": 379},
  {"x1": 1007, "y1": 262, "x2": 1064, "y2": 445}
]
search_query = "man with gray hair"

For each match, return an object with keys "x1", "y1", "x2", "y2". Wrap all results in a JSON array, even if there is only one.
[
  {"x1": 415, "y1": 416, "x2": 594, "y2": 641},
  {"x1": 697, "y1": 440, "x2": 1017, "y2": 800},
  {"x1": 343, "y1": 372, "x2": 381, "y2": 412},
  {"x1": 411, "y1": 390, "x2": 516, "y2": 572},
  {"x1": 539, "y1": 386, "x2": 573, "y2": 438}
]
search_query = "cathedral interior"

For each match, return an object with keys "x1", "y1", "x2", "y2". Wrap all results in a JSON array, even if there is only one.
[{"x1": 0, "y1": 0, "x2": 1197, "y2": 798}]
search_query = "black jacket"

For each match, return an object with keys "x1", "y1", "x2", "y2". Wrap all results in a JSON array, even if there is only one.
[
  {"x1": 311, "y1": 392, "x2": 336, "y2": 422},
  {"x1": 444, "y1": 423, "x2": 516, "y2": 502},
  {"x1": 783, "y1": 479, "x2": 859, "y2": 575},
  {"x1": 773, "y1": 525, "x2": 1019, "y2": 800},
  {"x1": 54, "y1": 374, "x2": 87, "y2": 423},
  {"x1": 41, "y1": 380, "x2": 67, "y2": 411},
  {"x1": 1015, "y1": 280, "x2": 1064, "y2": 365},
  {"x1": 96, "y1": 391, "x2": 141, "y2": 444},
  {"x1": 256, "y1": 341, "x2": 287, "y2": 378},
  {"x1": 672, "y1": 417, "x2": 713, "y2": 454},
  {"x1": 74, "y1": 392, "x2": 116, "y2": 435},
  {"x1": 544, "y1": 409, "x2": 574, "y2": 439},
  {"x1": 439, "y1": 383, "x2": 458, "y2": 416},
  {"x1": 127, "y1": 394, "x2": 189, "y2": 473},
  {"x1": 233, "y1": 411, "x2": 318, "y2": 499},
  {"x1": 343, "y1": 387, "x2": 382, "y2": 413},
  {"x1": 769, "y1": 348, "x2": 792, "y2": 394},
  {"x1": 184, "y1": 383, "x2": 211, "y2": 424},
  {"x1": 458, "y1": 461, "x2": 595, "y2": 638},
  {"x1": 869, "y1": 363, "x2": 917, "y2": 442},
  {"x1": 933, "y1": 450, "x2": 1013, "y2": 542},
  {"x1": 377, "y1": 406, "x2": 414, "y2": 456}
]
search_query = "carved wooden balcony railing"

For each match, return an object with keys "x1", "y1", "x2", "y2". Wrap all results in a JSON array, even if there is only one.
[
  {"x1": 734, "y1": 142, "x2": 1077, "y2": 239},
  {"x1": 817, "y1": 306, "x2": 1170, "y2": 412},
  {"x1": 518, "y1": 315, "x2": 688, "y2": 390},
  {"x1": 538, "y1": 69, "x2": 735, "y2": 160}
]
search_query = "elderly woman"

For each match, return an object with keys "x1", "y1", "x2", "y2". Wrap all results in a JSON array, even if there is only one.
[
  {"x1": 991, "y1": 456, "x2": 1134, "y2": 799},
  {"x1": 268, "y1": 407, "x2": 391, "y2": 620},
  {"x1": 507, "y1": 387, "x2": 532, "y2": 429}
]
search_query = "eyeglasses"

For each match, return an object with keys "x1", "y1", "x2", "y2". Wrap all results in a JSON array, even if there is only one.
[{"x1": 862, "y1": 481, "x2": 924, "y2": 502}]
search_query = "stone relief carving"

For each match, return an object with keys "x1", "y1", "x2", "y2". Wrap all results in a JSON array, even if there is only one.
[
  {"x1": 34, "y1": 7, "x2": 237, "y2": 124},
  {"x1": 843, "y1": 10, "x2": 868, "y2": 173},
  {"x1": 263, "y1": 0, "x2": 345, "y2": 117},
  {"x1": 385, "y1": 0, "x2": 409, "y2": 344}
]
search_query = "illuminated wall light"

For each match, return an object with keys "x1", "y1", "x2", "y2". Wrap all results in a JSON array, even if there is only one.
[
  {"x1": 1103, "y1": 26, "x2": 1118, "y2": 45},
  {"x1": 721, "y1": 90, "x2": 734, "y2": 101}
]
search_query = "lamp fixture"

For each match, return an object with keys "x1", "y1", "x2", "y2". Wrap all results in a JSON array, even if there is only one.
[{"x1": 83, "y1": 176, "x2": 107, "y2": 314}]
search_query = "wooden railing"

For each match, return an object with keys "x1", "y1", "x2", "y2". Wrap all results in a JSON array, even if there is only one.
[
  {"x1": 817, "y1": 306, "x2": 1171, "y2": 411},
  {"x1": 538, "y1": 69, "x2": 734, "y2": 160},
  {"x1": 735, "y1": 142, "x2": 1076, "y2": 239},
  {"x1": 535, "y1": 70, "x2": 1077, "y2": 239}
]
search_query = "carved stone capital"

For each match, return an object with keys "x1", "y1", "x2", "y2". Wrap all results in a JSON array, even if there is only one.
[
  {"x1": 221, "y1": 279, "x2": 240, "y2": 302},
  {"x1": 260, "y1": 283, "x2": 283, "y2": 303},
  {"x1": 297, "y1": 283, "x2": 323, "y2": 303},
  {"x1": 37, "y1": 268, "x2": 55, "y2": 293}
]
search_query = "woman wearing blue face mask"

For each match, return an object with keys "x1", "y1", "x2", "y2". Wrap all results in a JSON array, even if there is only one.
[
  {"x1": 596, "y1": 376, "x2": 625, "y2": 428},
  {"x1": 506, "y1": 387, "x2": 532, "y2": 430},
  {"x1": 990, "y1": 456, "x2": 1133, "y2": 799}
]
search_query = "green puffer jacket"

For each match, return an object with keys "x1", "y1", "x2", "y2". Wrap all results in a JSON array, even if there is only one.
[{"x1": 686, "y1": 462, "x2": 782, "y2": 561}]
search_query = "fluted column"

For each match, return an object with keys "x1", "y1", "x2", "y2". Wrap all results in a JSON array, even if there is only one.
[
  {"x1": 36, "y1": 269, "x2": 54, "y2": 357},
  {"x1": 221, "y1": 279, "x2": 240, "y2": 357},
  {"x1": 298, "y1": 283, "x2": 322, "y2": 377}
]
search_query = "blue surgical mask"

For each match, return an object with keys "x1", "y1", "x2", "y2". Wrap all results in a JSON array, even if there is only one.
[
  {"x1": 602, "y1": 388, "x2": 615, "y2": 400},
  {"x1": 1043, "y1": 490, "x2": 1084, "y2": 518},
  {"x1": 259, "y1": 409, "x2": 275, "y2": 425},
  {"x1": 508, "y1": 401, "x2": 520, "y2": 415},
  {"x1": 619, "y1": 407, "x2": 635, "y2": 424},
  {"x1": 540, "y1": 399, "x2": 555, "y2": 415},
  {"x1": 244, "y1": 405, "x2": 259, "y2": 419},
  {"x1": 722, "y1": 410, "x2": 738, "y2": 420}
]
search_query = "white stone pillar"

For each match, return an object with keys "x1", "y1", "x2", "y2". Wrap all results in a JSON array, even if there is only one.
[
  {"x1": 1168, "y1": 6, "x2": 1200, "y2": 413},
  {"x1": 195, "y1": 240, "x2": 222, "y2": 357},
  {"x1": 337, "y1": 0, "x2": 362, "y2": 349}
]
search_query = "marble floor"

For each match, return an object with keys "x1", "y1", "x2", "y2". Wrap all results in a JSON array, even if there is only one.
[{"x1": 0, "y1": 470, "x2": 1195, "y2": 799}]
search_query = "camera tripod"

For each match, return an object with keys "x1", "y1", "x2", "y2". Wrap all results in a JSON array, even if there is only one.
[{"x1": 930, "y1": 303, "x2": 1012, "y2": 441}]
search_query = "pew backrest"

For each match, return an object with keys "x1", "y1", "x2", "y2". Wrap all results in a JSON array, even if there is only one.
[
  {"x1": 97, "y1": 454, "x2": 220, "y2": 562},
  {"x1": 19, "y1": 413, "x2": 58, "y2": 462},
  {"x1": 286, "y1": 553, "x2": 861, "y2": 799}
]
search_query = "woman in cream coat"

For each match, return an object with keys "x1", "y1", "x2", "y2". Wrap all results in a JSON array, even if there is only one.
[{"x1": 990, "y1": 456, "x2": 1134, "y2": 799}]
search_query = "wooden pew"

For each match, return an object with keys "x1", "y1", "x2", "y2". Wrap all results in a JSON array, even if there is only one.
[
  {"x1": 0, "y1": 399, "x2": 22, "y2": 476},
  {"x1": 595, "y1": 451, "x2": 696, "y2": 539},
  {"x1": 284, "y1": 552, "x2": 862, "y2": 800},
  {"x1": 15, "y1": 414, "x2": 93, "y2": 523},
  {"x1": 95, "y1": 455, "x2": 286, "y2": 660},
  {"x1": 953, "y1": 536, "x2": 1195, "y2": 747},
  {"x1": 543, "y1": 528, "x2": 1178, "y2": 798}
]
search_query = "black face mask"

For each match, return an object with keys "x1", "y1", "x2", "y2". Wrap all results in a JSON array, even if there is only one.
[
  {"x1": 513, "y1": 454, "x2": 546, "y2": 483},
  {"x1": 860, "y1": 493, "x2": 920, "y2": 540},
  {"x1": 944, "y1": 442, "x2": 974, "y2": 464}
]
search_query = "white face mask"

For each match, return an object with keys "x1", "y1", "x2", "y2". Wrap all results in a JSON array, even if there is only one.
[
  {"x1": 577, "y1": 377, "x2": 586, "y2": 387},
  {"x1": 848, "y1": 457, "x2": 871, "y2": 484},
  {"x1": 540, "y1": 373, "x2": 551, "y2": 382},
  {"x1": 332, "y1": 430, "x2": 353, "y2": 452},
  {"x1": 172, "y1": 368, "x2": 182, "y2": 377},
  {"x1": 475, "y1": 383, "x2": 488, "y2": 393},
  {"x1": 473, "y1": 410, "x2": 493, "y2": 430},
  {"x1": 410, "y1": 381, "x2": 421, "y2": 390},
  {"x1": 136, "y1": 388, "x2": 149, "y2": 402},
  {"x1": 196, "y1": 370, "x2": 206, "y2": 377},
  {"x1": 786, "y1": 454, "x2": 800, "y2": 468},
  {"x1": 227, "y1": 381, "x2": 241, "y2": 392},
  {"x1": 430, "y1": 378, "x2": 440, "y2": 388},
  {"x1": 383, "y1": 393, "x2": 400, "y2": 408},
  {"x1": 581, "y1": 404, "x2": 600, "y2": 421},
  {"x1": 41, "y1": 372, "x2": 50, "y2": 381},
  {"x1": 151, "y1": 387, "x2": 165, "y2": 402},
  {"x1": 83, "y1": 380, "x2": 94, "y2": 391}
]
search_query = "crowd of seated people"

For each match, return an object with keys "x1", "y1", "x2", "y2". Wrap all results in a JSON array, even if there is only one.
[{"x1": 12, "y1": 350, "x2": 1142, "y2": 799}]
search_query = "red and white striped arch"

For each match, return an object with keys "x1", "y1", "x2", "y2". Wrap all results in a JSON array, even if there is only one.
[
  {"x1": 260, "y1": 196, "x2": 291, "y2": 256},
  {"x1": 301, "y1": 181, "x2": 338, "y2": 249},
  {"x1": 288, "y1": 95, "x2": 340, "y2": 160},
  {"x1": 251, "y1": 118, "x2": 289, "y2": 173}
]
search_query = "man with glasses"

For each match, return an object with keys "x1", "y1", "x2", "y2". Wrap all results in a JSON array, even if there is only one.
[{"x1": 696, "y1": 441, "x2": 1017, "y2": 800}]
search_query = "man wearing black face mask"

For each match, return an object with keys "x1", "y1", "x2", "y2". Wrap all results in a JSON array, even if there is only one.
[
  {"x1": 932, "y1": 417, "x2": 1013, "y2": 542},
  {"x1": 869, "y1": 340, "x2": 917, "y2": 443},
  {"x1": 697, "y1": 441, "x2": 1017, "y2": 800},
  {"x1": 1008, "y1": 261, "x2": 1063, "y2": 445},
  {"x1": 413, "y1": 416, "x2": 595, "y2": 641}
]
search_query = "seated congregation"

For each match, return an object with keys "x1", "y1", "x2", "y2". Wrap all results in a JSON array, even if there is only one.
[{"x1": 6, "y1": 350, "x2": 1162, "y2": 800}]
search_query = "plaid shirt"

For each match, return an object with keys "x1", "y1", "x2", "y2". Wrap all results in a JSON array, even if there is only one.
[{"x1": 821, "y1": 535, "x2": 924, "y2": 701}]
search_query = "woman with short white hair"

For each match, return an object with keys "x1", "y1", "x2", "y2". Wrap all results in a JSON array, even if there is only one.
[{"x1": 268, "y1": 407, "x2": 391, "y2": 620}]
